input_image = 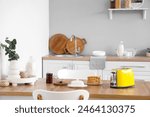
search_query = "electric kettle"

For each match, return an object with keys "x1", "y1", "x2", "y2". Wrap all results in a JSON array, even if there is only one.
[{"x1": 110, "y1": 68, "x2": 135, "y2": 88}]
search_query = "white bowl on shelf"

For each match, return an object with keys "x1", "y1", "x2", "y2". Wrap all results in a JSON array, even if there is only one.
[{"x1": 92, "y1": 51, "x2": 106, "y2": 56}]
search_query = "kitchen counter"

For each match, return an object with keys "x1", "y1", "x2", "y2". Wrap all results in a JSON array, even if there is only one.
[
  {"x1": 0, "y1": 79, "x2": 150, "y2": 100},
  {"x1": 42, "y1": 55, "x2": 150, "y2": 62},
  {"x1": 42, "y1": 55, "x2": 90, "y2": 61}
]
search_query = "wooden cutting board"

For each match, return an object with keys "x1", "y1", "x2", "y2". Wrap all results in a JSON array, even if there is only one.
[
  {"x1": 49, "y1": 34, "x2": 68, "y2": 54},
  {"x1": 66, "y1": 36, "x2": 87, "y2": 54}
]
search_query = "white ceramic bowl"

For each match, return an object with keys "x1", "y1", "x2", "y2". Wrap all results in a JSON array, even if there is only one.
[{"x1": 92, "y1": 51, "x2": 106, "y2": 56}]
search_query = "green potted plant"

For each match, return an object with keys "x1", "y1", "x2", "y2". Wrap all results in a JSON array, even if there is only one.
[
  {"x1": 146, "y1": 48, "x2": 150, "y2": 57},
  {"x1": 0, "y1": 37, "x2": 20, "y2": 79},
  {"x1": 0, "y1": 37, "x2": 19, "y2": 61}
]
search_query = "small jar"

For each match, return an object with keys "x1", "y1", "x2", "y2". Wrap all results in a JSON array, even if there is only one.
[
  {"x1": 125, "y1": 0, "x2": 132, "y2": 8},
  {"x1": 110, "y1": 0, "x2": 115, "y2": 8},
  {"x1": 46, "y1": 73, "x2": 53, "y2": 83}
]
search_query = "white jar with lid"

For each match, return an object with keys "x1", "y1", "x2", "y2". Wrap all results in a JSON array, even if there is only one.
[{"x1": 117, "y1": 41, "x2": 124, "y2": 57}]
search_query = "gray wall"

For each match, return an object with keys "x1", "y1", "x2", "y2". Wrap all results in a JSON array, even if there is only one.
[{"x1": 49, "y1": 0, "x2": 150, "y2": 56}]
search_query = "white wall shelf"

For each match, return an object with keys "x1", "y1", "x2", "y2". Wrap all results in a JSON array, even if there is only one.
[{"x1": 108, "y1": 8, "x2": 148, "y2": 20}]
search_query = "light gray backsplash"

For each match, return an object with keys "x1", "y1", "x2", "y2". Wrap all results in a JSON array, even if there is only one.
[{"x1": 49, "y1": 0, "x2": 150, "y2": 56}]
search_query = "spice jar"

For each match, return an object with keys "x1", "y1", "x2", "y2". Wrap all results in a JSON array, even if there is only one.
[
  {"x1": 46, "y1": 73, "x2": 53, "y2": 83},
  {"x1": 110, "y1": 0, "x2": 115, "y2": 8},
  {"x1": 125, "y1": 0, "x2": 132, "y2": 8}
]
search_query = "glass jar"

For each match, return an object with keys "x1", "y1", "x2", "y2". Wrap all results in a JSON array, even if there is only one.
[{"x1": 46, "y1": 73, "x2": 53, "y2": 83}]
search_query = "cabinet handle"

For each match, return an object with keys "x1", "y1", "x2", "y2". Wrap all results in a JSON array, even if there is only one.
[{"x1": 120, "y1": 66, "x2": 145, "y2": 68}]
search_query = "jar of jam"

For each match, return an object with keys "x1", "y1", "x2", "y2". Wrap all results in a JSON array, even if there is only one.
[
  {"x1": 46, "y1": 73, "x2": 53, "y2": 83},
  {"x1": 110, "y1": 0, "x2": 115, "y2": 8}
]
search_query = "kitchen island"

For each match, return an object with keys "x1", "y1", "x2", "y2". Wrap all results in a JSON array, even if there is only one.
[{"x1": 0, "y1": 79, "x2": 150, "y2": 100}]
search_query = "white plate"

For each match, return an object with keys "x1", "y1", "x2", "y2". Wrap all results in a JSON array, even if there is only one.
[{"x1": 68, "y1": 84, "x2": 87, "y2": 88}]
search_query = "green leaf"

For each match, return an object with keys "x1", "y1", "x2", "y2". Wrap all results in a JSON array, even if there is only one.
[
  {"x1": 12, "y1": 39, "x2": 17, "y2": 45},
  {"x1": 9, "y1": 43, "x2": 16, "y2": 49},
  {"x1": 5, "y1": 39, "x2": 11, "y2": 44},
  {"x1": 1, "y1": 44, "x2": 7, "y2": 48}
]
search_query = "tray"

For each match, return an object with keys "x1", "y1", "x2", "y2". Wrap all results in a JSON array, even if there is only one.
[
  {"x1": 49, "y1": 34, "x2": 68, "y2": 54},
  {"x1": 7, "y1": 77, "x2": 38, "y2": 86},
  {"x1": 65, "y1": 37, "x2": 86, "y2": 54}
]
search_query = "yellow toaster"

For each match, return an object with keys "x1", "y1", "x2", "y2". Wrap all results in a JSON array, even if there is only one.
[
  {"x1": 110, "y1": 68, "x2": 135, "y2": 88},
  {"x1": 117, "y1": 68, "x2": 135, "y2": 87}
]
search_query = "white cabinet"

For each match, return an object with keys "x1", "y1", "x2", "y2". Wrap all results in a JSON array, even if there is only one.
[
  {"x1": 42, "y1": 60, "x2": 102, "y2": 78},
  {"x1": 42, "y1": 60, "x2": 73, "y2": 78},
  {"x1": 43, "y1": 59, "x2": 150, "y2": 81},
  {"x1": 73, "y1": 61, "x2": 101, "y2": 77},
  {"x1": 73, "y1": 61, "x2": 89, "y2": 69},
  {"x1": 103, "y1": 61, "x2": 150, "y2": 81},
  {"x1": 42, "y1": 60, "x2": 92, "y2": 78}
]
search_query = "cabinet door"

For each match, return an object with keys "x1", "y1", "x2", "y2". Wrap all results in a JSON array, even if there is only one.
[
  {"x1": 73, "y1": 61, "x2": 102, "y2": 78},
  {"x1": 105, "y1": 61, "x2": 150, "y2": 71},
  {"x1": 73, "y1": 61, "x2": 89, "y2": 70},
  {"x1": 133, "y1": 72, "x2": 150, "y2": 81},
  {"x1": 42, "y1": 60, "x2": 72, "y2": 78},
  {"x1": 103, "y1": 61, "x2": 150, "y2": 81}
]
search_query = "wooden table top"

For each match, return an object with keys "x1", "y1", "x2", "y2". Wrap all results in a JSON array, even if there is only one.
[{"x1": 0, "y1": 79, "x2": 150, "y2": 100}]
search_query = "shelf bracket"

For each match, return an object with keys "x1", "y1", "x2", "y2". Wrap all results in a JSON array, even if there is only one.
[
  {"x1": 109, "y1": 10, "x2": 113, "y2": 20},
  {"x1": 143, "y1": 9, "x2": 147, "y2": 20}
]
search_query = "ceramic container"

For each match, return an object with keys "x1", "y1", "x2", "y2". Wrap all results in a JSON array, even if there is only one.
[
  {"x1": 124, "y1": 48, "x2": 136, "y2": 57},
  {"x1": 7, "y1": 60, "x2": 20, "y2": 79},
  {"x1": 117, "y1": 41, "x2": 124, "y2": 57}
]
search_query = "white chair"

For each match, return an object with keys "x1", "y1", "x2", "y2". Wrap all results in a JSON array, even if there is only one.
[{"x1": 32, "y1": 89, "x2": 89, "y2": 100}]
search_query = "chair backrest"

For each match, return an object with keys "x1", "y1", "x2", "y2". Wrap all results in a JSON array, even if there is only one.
[
  {"x1": 32, "y1": 89, "x2": 89, "y2": 100},
  {"x1": 57, "y1": 69, "x2": 99, "y2": 79}
]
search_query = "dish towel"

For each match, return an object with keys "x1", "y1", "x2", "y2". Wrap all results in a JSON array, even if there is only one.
[{"x1": 89, "y1": 56, "x2": 106, "y2": 70}]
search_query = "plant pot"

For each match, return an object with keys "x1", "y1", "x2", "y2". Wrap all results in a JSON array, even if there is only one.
[
  {"x1": 146, "y1": 52, "x2": 150, "y2": 57},
  {"x1": 7, "y1": 60, "x2": 20, "y2": 79}
]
